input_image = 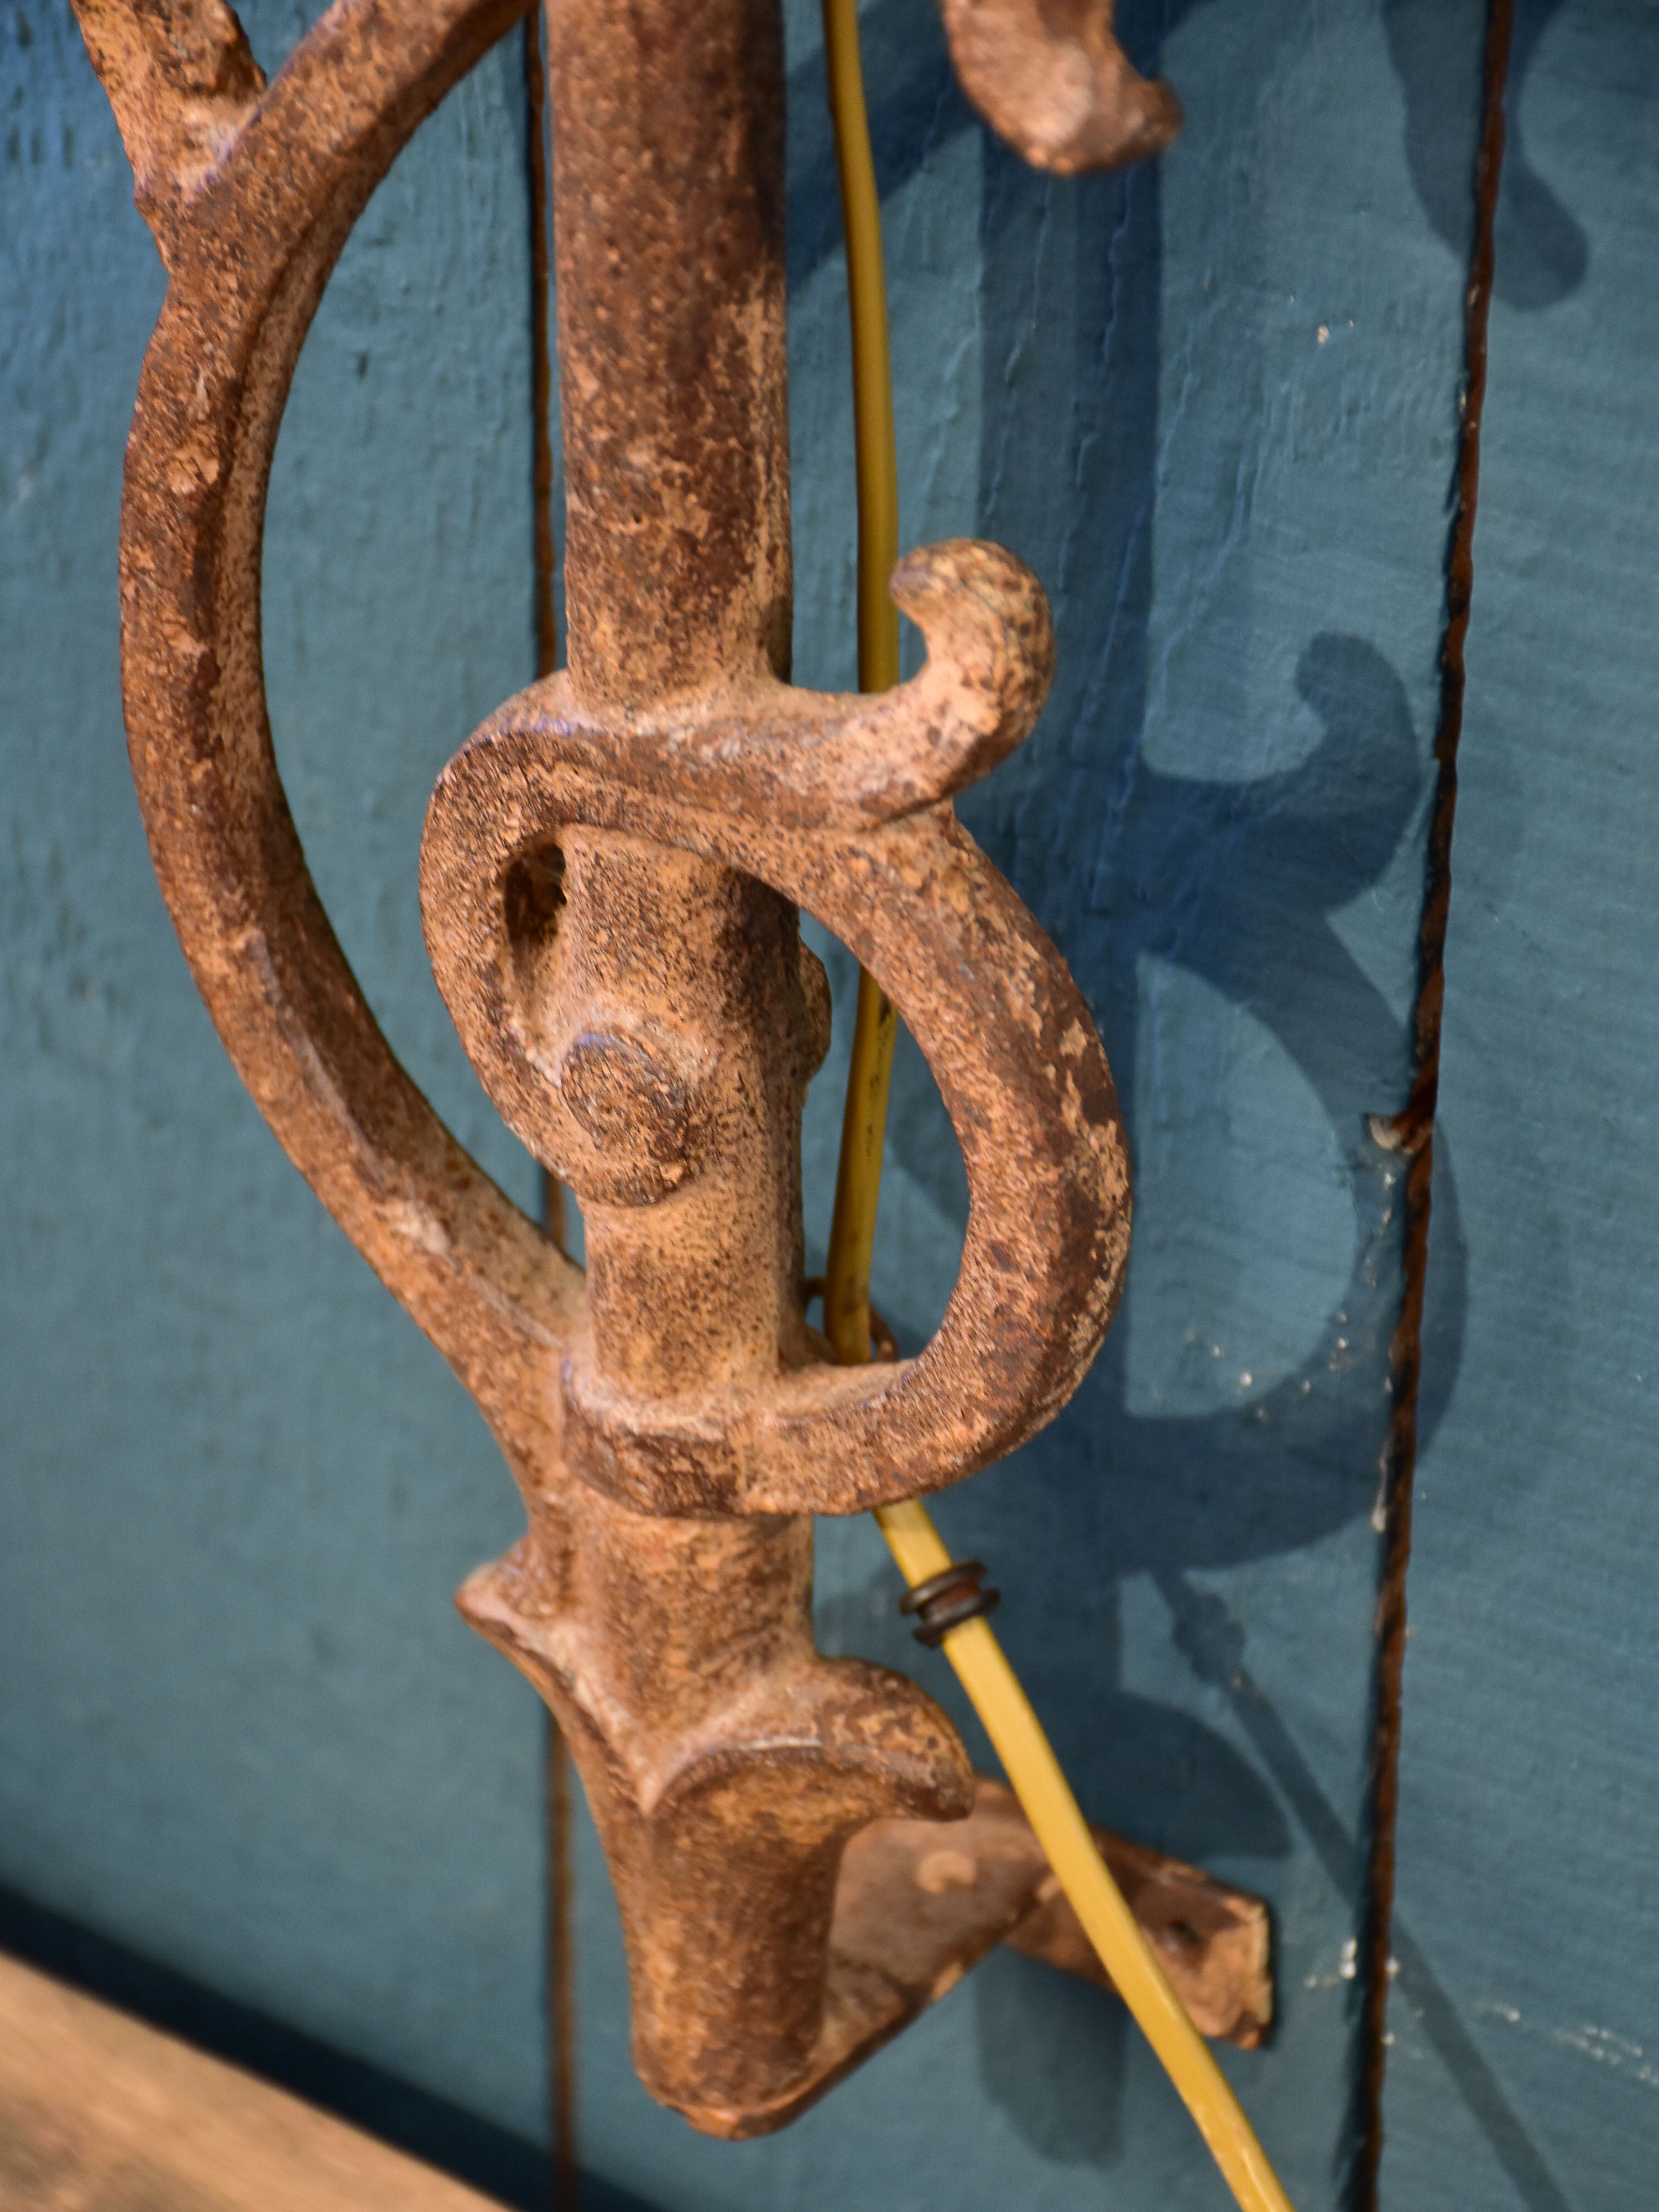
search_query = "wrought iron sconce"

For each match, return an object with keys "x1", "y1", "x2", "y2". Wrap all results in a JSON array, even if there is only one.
[{"x1": 71, "y1": 0, "x2": 1270, "y2": 2141}]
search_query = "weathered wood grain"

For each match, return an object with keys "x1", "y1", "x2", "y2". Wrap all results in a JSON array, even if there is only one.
[{"x1": 0, "y1": 1950, "x2": 503, "y2": 2212}]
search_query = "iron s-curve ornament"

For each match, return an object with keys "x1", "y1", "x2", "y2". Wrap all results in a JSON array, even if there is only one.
[{"x1": 70, "y1": 0, "x2": 1269, "y2": 2139}]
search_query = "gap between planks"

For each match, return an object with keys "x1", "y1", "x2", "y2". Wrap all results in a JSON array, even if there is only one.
[{"x1": 1352, "y1": 0, "x2": 1516, "y2": 2203}]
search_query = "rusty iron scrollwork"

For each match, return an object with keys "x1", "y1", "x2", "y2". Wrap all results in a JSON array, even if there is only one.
[{"x1": 71, "y1": 0, "x2": 1264, "y2": 2136}]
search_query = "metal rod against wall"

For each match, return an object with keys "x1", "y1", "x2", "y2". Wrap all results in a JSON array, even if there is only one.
[{"x1": 547, "y1": 0, "x2": 791, "y2": 704}]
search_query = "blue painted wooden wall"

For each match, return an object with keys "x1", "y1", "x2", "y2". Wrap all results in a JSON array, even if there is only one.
[{"x1": 6, "y1": 1, "x2": 1653, "y2": 2208}]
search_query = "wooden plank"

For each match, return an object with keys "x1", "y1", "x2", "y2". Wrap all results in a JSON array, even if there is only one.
[{"x1": 0, "y1": 1951, "x2": 503, "y2": 2212}]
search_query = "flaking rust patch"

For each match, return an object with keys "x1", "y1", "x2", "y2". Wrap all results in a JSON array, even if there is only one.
[{"x1": 383, "y1": 1197, "x2": 455, "y2": 1261}]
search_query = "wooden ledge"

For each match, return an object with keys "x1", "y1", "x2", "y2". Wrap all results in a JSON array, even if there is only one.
[{"x1": 0, "y1": 1949, "x2": 504, "y2": 2211}]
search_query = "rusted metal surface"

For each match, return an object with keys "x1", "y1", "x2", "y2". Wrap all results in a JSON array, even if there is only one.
[
  {"x1": 841, "y1": 1780, "x2": 1271, "y2": 2056},
  {"x1": 69, "y1": 0, "x2": 1248, "y2": 2139},
  {"x1": 937, "y1": 0, "x2": 1182, "y2": 174},
  {"x1": 422, "y1": 532, "x2": 1126, "y2": 1524},
  {"x1": 700, "y1": 1776, "x2": 1270, "y2": 2138}
]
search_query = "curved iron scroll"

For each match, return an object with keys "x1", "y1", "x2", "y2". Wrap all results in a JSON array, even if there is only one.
[{"x1": 67, "y1": 0, "x2": 1174, "y2": 2140}]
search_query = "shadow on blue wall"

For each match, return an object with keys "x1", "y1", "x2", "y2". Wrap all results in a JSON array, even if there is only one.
[
  {"x1": 1386, "y1": 0, "x2": 1587, "y2": 312},
  {"x1": 963, "y1": 107, "x2": 1459, "y2": 2167},
  {"x1": 790, "y1": 0, "x2": 1508, "y2": 2176}
]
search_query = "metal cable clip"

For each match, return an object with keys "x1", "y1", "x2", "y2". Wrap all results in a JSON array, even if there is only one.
[{"x1": 898, "y1": 1559, "x2": 1000, "y2": 1647}]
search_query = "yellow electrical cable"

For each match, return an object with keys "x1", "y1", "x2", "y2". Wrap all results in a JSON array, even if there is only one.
[
  {"x1": 820, "y1": 6, "x2": 1296, "y2": 2207},
  {"x1": 873, "y1": 1507, "x2": 1293, "y2": 2212},
  {"x1": 822, "y1": 0, "x2": 901, "y2": 1369}
]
